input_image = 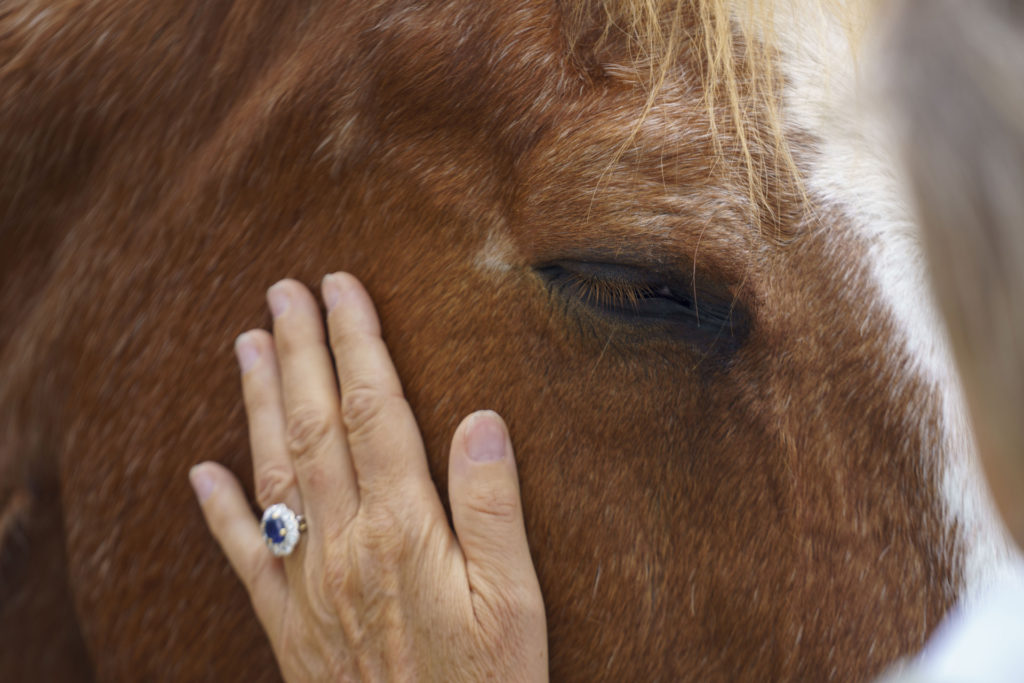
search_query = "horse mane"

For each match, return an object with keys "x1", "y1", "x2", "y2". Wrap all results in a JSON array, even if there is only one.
[{"x1": 561, "y1": 0, "x2": 875, "y2": 229}]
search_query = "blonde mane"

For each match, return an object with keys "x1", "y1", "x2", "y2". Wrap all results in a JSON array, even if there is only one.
[{"x1": 564, "y1": 0, "x2": 875, "y2": 229}]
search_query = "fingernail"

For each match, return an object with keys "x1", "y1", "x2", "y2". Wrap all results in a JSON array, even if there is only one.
[
  {"x1": 234, "y1": 332, "x2": 260, "y2": 372},
  {"x1": 267, "y1": 283, "x2": 290, "y2": 317},
  {"x1": 322, "y1": 273, "x2": 343, "y2": 311},
  {"x1": 189, "y1": 464, "x2": 217, "y2": 503},
  {"x1": 466, "y1": 411, "x2": 508, "y2": 462}
]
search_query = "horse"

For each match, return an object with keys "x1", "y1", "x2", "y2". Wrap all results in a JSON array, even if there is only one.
[{"x1": 0, "y1": 0, "x2": 1019, "y2": 680}]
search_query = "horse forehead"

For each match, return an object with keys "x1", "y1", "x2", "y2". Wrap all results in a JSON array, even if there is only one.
[
  {"x1": 772, "y1": 5, "x2": 1024, "y2": 601},
  {"x1": 364, "y1": 2, "x2": 564, "y2": 98}
]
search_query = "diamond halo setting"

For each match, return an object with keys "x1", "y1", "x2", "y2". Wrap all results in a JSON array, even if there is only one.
[{"x1": 260, "y1": 503, "x2": 303, "y2": 557}]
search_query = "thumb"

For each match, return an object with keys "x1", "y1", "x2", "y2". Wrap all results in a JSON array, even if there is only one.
[{"x1": 448, "y1": 411, "x2": 542, "y2": 612}]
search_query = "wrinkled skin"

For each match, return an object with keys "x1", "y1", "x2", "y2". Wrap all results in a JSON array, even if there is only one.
[{"x1": 193, "y1": 275, "x2": 546, "y2": 682}]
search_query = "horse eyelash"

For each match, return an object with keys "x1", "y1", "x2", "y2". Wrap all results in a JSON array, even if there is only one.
[{"x1": 561, "y1": 272, "x2": 657, "y2": 311}]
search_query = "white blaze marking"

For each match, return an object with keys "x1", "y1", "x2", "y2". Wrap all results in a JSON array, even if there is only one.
[{"x1": 771, "y1": 1, "x2": 1024, "y2": 604}]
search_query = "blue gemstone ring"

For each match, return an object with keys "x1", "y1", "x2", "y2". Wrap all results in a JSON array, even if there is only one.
[{"x1": 260, "y1": 503, "x2": 306, "y2": 557}]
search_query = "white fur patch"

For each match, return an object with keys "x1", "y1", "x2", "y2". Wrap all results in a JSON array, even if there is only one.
[
  {"x1": 473, "y1": 227, "x2": 516, "y2": 274},
  {"x1": 769, "y1": 1, "x2": 1024, "y2": 605}
]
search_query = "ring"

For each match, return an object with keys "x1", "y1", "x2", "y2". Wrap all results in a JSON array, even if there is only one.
[{"x1": 260, "y1": 503, "x2": 307, "y2": 557}]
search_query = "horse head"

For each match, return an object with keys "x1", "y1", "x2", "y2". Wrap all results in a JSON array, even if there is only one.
[{"x1": 0, "y1": 1, "x2": 1018, "y2": 680}]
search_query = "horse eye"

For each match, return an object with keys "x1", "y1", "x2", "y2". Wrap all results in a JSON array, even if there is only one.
[{"x1": 536, "y1": 261, "x2": 750, "y2": 355}]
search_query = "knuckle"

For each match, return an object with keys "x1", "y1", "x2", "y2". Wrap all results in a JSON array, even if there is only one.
[
  {"x1": 298, "y1": 459, "x2": 330, "y2": 495},
  {"x1": 285, "y1": 406, "x2": 334, "y2": 459},
  {"x1": 340, "y1": 386, "x2": 388, "y2": 440},
  {"x1": 464, "y1": 484, "x2": 520, "y2": 522},
  {"x1": 254, "y1": 465, "x2": 296, "y2": 507},
  {"x1": 475, "y1": 583, "x2": 543, "y2": 642},
  {"x1": 356, "y1": 508, "x2": 407, "y2": 565},
  {"x1": 321, "y1": 550, "x2": 356, "y2": 602}
]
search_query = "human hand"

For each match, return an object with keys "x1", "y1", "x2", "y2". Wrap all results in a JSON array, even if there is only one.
[{"x1": 189, "y1": 274, "x2": 548, "y2": 681}]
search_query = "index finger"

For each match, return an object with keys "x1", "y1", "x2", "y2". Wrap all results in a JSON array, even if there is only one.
[{"x1": 321, "y1": 272, "x2": 437, "y2": 505}]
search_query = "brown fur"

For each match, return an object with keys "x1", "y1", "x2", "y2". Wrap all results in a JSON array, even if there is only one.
[{"x1": 1, "y1": 1, "x2": 956, "y2": 680}]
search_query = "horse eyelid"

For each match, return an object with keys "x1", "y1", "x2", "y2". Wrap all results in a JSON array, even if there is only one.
[
  {"x1": 537, "y1": 263, "x2": 693, "y2": 316},
  {"x1": 535, "y1": 261, "x2": 751, "y2": 357}
]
